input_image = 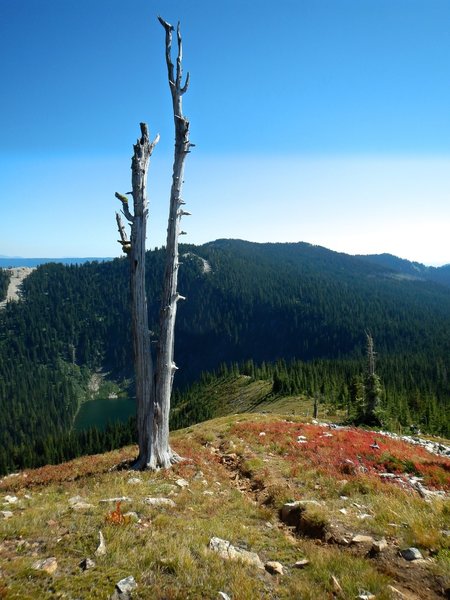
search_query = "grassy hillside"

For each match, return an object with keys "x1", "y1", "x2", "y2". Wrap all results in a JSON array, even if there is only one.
[{"x1": 0, "y1": 413, "x2": 449, "y2": 599}]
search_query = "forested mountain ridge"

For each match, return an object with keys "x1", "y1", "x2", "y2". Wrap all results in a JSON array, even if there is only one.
[
  {"x1": 357, "y1": 252, "x2": 450, "y2": 287},
  {"x1": 1, "y1": 239, "x2": 450, "y2": 473}
]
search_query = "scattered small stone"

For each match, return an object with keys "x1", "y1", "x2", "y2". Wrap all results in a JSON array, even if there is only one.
[
  {"x1": 32, "y1": 557, "x2": 57, "y2": 575},
  {"x1": 208, "y1": 537, "x2": 264, "y2": 569},
  {"x1": 370, "y1": 441, "x2": 380, "y2": 450},
  {"x1": 193, "y1": 470, "x2": 204, "y2": 480},
  {"x1": 357, "y1": 593, "x2": 375, "y2": 600},
  {"x1": 95, "y1": 530, "x2": 106, "y2": 557},
  {"x1": 357, "y1": 513, "x2": 372, "y2": 520},
  {"x1": 217, "y1": 593, "x2": 231, "y2": 600},
  {"x1": 351, "y1": 534, "x2": 375, "y2": 545},
  {"x1": 143, "y1": 497, "x2": 176, "y2": 508},
  {"x1": 110, "y1": 575, "x2": 138, "y2": 600},
  {"x1": 400, "y1": 547, "x2": 423, "y2": 561},
  {"x1": 116, "y1": 576, "x2": 137, "y2": 594},
  {"x1": 339, "y1": 508, "x2": 348, "y2": 515},
  {"x1": 127, "y1": 477, "x2": 142, "y2": 485},
  {"x1": 442, "y1": 530, "x2": 450, "y2": 537},
  {"x1": 265, "y1": 521, "x2": 273, "y2": 528},
  {"x1": 293, "y1": 559, "x2": 310, "y2": 568},
  {"x1": 4, "y1": 495, "x2": 18, "y2": 504},
  {"x1": 0, "y1": 511, "x2": 13, "y2": 520},
  {"x1": 79, "y1": 557, "x2": 96, "y2": 571},
  {"x1": 175, "y1": 478, "x2": 189, "y2": 489},
  {"x1": 203, "y1": 490, "x2": 214, "y2": 496},
  {"x1": 99, "y1": 497, "x2": 132, "y2": 503},
  {"x1": 259, "y1": 431, "x2": 266, "y2": 437},
  {"x1": 69, "y1": 496, "x2": 94, "y2": 510},
  {"x1": 371, "y1": 538, "x2": 388, "y2": 553},
  {"x1": 265, "y1": 561, "x2": 284, "y2": 575}
]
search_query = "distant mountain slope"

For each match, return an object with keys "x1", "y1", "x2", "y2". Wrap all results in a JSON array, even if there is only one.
[
  {"x1": 0, "y1": 257, "x2": 113, "y2": 268},
  {"x1": 357, "y1": 253, "x2": 450, "y2": 287},
  {"x1": 2, "y1": 239, "x2": 450, "y2": 473}
]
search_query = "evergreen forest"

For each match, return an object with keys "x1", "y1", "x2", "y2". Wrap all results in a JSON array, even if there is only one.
[{"x1": 1, "y1": 240, "x2": 450, "y2": 474}]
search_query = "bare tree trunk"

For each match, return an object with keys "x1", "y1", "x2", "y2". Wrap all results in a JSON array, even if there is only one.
[
  {"x1": 116, "y1": 124, "x2": 159, "y2": 470},
  {"x1": 149, "y1": 17, "x2": 193, "y2": 468},
  {"x1": 115, "y1": 18, "x2": 192, "y2": 470}
]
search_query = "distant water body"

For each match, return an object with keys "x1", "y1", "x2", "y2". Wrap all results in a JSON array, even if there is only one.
[{"x1": 0, "y1": 257, "x2": 113, "y2": 268}]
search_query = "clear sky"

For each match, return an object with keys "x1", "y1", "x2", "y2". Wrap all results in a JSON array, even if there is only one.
[{"x1": 1, "y1": 0, "x2": 449, "y2": 265}]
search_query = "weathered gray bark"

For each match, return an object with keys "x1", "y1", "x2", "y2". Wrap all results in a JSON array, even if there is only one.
[
  {"x1": 150, "y1": 17, "x2": 193, "y2": 468},
  {"x1": 116, "y1": 124, "x2": 159, "y2": 470},
  {"x1": 115, "y1": 17, "x2": 191, "y2": 470}
]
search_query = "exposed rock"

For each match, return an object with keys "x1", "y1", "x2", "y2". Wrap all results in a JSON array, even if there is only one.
[
  {"x1": 293, "y1": 559, "x2": 310, "y2": 568},
  {"x1": 351, "y1": 534, "x2": 375, "y2": 545},
  {"x1": 99, "y1": 496, "x2": 132, "y2": 503},
  {"x1": 127, "y1": 478, "x2": 142, "y2": 485},
  {"x1": 265, "y1": 561, "x2": 284, "y2": 575},
  {"x1": 79, "y1": 557, "x2": 96, "y2": 571},
  {"x1": 371, "y1": 538, "x2": 388, "y2": 553},
  {"x1": 95, "y1": 530, "x2": 106, "y2": 556},
  {"x1": 4, "y1": 495, "x2": 18, "y2": 504},
  {"x1": 32, "y1": 557, "x2": 57, "y2": 575},
  {"x1": 400, "y1": 547, "x2": 423, "y2": 561},
  {"x1": 71, "y1": 501, "x2": 94, "y2": 510},
  {"x1": 0, "y1": 511, "x2": 13, "y2": 520},
  {"x1": 69, "y1": 496, "x2": 94, "y2": 510},
  {"x1": 116, "y1": 576, "x2": 137, "y2": 593},
  {"x1": 110, "y1": 575, "x2": 137, "y2": 599},
  {"x1": 175, "y1": 478, "x2": 189, "y2": 489},
  {"x1": 208, "y1": 537, "x2": 264, "y2": 569},
  {"x1": 143, "y1": 497, "x2": 176, "y2": 508}
]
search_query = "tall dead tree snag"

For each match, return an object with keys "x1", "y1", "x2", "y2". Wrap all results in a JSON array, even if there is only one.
[{"x1": 115, "y1": 17, "x2": 192, "y2": 469}]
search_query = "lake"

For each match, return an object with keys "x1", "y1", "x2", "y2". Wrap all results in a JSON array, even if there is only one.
[{"x1": 74, "y1": 396, "x2": 136, "y2": 431}]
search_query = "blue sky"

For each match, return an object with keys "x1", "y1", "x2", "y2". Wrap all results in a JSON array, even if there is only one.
[{"x1": 1, "y1": 0, "x2": 449, "y2": 264}]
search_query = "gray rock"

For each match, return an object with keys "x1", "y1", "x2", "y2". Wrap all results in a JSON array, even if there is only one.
[
  {"x1": 208, "y1": 537, "x2": 264, "y2": 569},
  {"x1": 116, "y1": 576, "x2": 137, "y2": 594},
  {"x1": 99, "y1": 497, "x2": 132, "y2": 503},
  {"x1": 351, "y1": 534, "x2": 375, "y2": 544},
  {"x1": 143, "y1": 497, "x2": 176, "y2": 508},
  {"x1": 175, "y1": 478, "x2": 189, "y2": 489},
  {"x1": 265, "y1": 561, "x2": 284, "y2": 575},
  {"x1": 32, "y1": 557, "x2": 57, "y2": 574},
  {"x1": 127, "y1": 477, "x2": 142, "y2": 485},
  {"x1": 371, "y1": 538, "x2": 388, "y2": 553},
  {"x1": 4, "y1": 495, "x2": 18, "y2": 504},
  {"x1": 293, "y1": 559, "x2": 310, "y2": 568},
  {"x1": 0, "y1": 511, "x2": 13, "y2": 520},
  {"x1": 79, "y1": 557, "x2": 96, "y2": 570},
  {"x1": 94, "y1": 530, "x2": 106, "y2": 556},
  {"x1": 400, "y1": 547, "x2": 423, "y2": 561}
]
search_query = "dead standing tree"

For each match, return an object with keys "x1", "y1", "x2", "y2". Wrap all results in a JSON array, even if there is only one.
[{"x1": 115, "y1": 17, "x2": 192, "y2": 469}]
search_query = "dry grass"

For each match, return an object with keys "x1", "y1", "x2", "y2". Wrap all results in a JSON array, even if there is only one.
[{"x1": 0, "y1": 413, "x2": 449, "y2": 599}]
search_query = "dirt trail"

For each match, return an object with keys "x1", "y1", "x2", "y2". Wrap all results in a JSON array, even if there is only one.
[{"x1": 0, "y1": 267, "x2": 35, "y2": 308}]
